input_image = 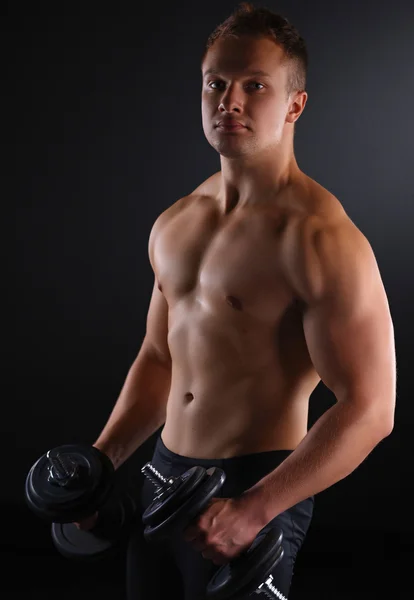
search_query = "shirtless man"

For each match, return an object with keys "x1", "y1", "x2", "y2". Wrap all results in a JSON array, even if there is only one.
[{"x1": 91, "y1": 4, "x2": 396, "y2": 598}]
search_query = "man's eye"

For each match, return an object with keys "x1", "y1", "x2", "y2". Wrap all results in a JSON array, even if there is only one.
[
  {"x1": 208, "y1": 81, "x2": 224, "y2": 89},
  {"x1": 208, "y1": 81, "x2": 264, "y2": 90}
]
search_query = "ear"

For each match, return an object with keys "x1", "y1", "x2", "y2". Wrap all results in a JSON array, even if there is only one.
[{"x1": 287, "y1": 90, "x2": 308, "y2": 124}]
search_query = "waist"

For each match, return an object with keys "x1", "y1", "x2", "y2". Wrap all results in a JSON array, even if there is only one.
[
  {"x1": 158, "y1": 429, "x2": 295, "y2": 465},
  {"x1": 162, "y1": 389, "x2": 308, "y2": 458}
]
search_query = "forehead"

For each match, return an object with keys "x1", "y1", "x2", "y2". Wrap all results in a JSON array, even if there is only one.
[{"x1": 202, "y1": 35, "x2": 286, "y2": 78}]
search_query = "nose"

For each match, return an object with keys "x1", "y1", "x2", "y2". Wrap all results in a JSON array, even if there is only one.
[{"x1": 218, "y1": 84, "x2": 243, "y2": 114}]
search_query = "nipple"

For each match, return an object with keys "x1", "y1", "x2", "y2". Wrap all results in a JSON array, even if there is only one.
[{"x1": 226, "y1": 295, "x2": 243, "y2": 311}]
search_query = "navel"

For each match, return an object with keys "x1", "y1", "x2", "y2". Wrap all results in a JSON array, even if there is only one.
[
  {"x1": 226, "y1": 295, "x2": 243, "y2": 311},
  {"x1": 274, "y1": 213, "x2": 288, "y2": 236},
  {"x1": 184, "y1": 392, "x2": 194, "y2": 402}
]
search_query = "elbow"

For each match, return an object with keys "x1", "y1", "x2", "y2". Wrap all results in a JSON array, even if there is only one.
[
  {"x1": 379, "y1": 397, "x2": 396, "y2": 438},
  {"x1": 373, "y1": 410, "x2": 394, "y2": 440},
  {"x1": 380, "y1": 416, "x2": 394, "y2": 438},
  {"x1": 348, "y1": 393, "x2": 396, "y2": 440},
  {"x1": 348, "y1": 401, "x2": 395, "y2": 442}
]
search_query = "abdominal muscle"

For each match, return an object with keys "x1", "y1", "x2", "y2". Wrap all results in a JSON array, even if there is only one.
[
  {"x1": 162, "y1": 385, "x2": 310, "y2": 459},
  {"x1": 160, "y1": 296, "x2": 319, "y2": 459},
  {"x1": 154, "y1": 177, "x2": 330, "y2": 459}
]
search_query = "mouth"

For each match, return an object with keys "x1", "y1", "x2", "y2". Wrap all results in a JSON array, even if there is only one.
[{"x1": 216, "y1": 123, "x2": 247, "y2": 132}]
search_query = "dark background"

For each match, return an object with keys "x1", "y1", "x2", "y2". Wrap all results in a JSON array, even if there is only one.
[{"x1": 10, "y1": 0, "x2": 413, "y2": 598}]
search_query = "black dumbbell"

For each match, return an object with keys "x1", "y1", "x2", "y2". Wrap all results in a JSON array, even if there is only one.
[
  {"x1": 25, "y1": 443, "x2": 136, "y2": 561},
  {"x1": 141, "y1": 462, "x2": 288, "y2": 599}
]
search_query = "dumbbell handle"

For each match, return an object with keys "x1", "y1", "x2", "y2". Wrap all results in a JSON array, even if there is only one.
[
  {"x1": 254, "y1": 574, "x2": 287, "y2": 599},
  {"x1": 142, "y1": 462, "x2": 172, "y2": 489},
  {"x1": 141, "y1": 462, "x2": 288, "y2": 599}
]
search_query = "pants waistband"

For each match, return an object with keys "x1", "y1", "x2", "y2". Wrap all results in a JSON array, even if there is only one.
[{"x1": 155, "y1": 432, "x2": 295, "y2": 469}]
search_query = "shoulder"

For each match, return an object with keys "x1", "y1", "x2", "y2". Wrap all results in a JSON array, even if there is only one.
[
  {"x1": 151, "y1": 171, "x2": 220, "y2": 230},
  {"x1": 147, "y1": 195, "x2": 191, "y2": 266},
  {"x1": 283, "y1": 176, "x2": 377, "y2": 305},
  {"x1": 150, "y1": 172, "x2": 220, "y2": 232},
  {"x1": 147, "y1": 173, "x2": 220, "y2": 263}
]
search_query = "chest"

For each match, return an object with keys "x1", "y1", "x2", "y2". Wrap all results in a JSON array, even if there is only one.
[{"x1": 154, "y1": 203, "x2": 295, "y2": 321}]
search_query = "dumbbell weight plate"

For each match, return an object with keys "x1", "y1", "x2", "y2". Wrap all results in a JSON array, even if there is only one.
[
  {"x1": 237, "y1": 545, "x2": 284, "y2": 599},
  {"x1": 143, "y1": 466, "x2": 226, "y2": 542},
  {"x1": 206, "y1": 528, "x2": 284, "y2": 600},
  {"x1": 51, "y1": 493, "x2": 136, "y2": 561},
  {"x1": 142, "y1": 466, "x2": 209, "y2": 526},
  {"x1": 25, "y1": 444, "x2": 115, "y2": 523}
]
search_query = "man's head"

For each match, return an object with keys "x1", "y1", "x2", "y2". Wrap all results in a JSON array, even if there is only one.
[{"x1": 201, "y1": 2, "x2": 308, "y2": 159}]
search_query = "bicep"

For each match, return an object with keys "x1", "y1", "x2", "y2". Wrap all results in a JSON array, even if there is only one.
[
  {"x1": 303, "y1": 289, "x2": 395, "y2": 407},
  {"x1": 300, "y1": 221, "x2": 396, "y2": 420},
  {"x1": 142, "y1": 278, "x2": 171, "y2": 366},
  {"x1": 142, "y1": 215, "x2": 171, "y2": 365}
]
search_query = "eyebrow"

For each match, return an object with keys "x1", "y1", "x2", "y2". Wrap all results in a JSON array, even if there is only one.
[{"x1": 203, "y1": 68, "x2": 272, "y2": 78}]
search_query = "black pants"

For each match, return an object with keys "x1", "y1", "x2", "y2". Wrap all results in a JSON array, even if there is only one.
[{"x1": 127, "y1": 434, "x2": 314, "y2": 599}]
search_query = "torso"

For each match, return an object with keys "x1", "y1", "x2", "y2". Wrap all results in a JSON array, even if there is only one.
[{"x1": 153, "y1": 170, "x2": 346, "y2": 458}]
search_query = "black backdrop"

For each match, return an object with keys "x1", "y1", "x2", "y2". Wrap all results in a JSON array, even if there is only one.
[{"x1": 10, "y1": 0, "x2": 414, "y2": 598}]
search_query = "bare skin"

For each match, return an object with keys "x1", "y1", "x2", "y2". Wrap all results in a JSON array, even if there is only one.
[
  {"x1": 156, "y1": 171, "x2": 346, "y2": 458},
  {"x1": 152, "y1": 33, "x2": 340, "y2": 457},
  {"x1": 143, "y1": 33, "x2": 394, "y2": 460},
  {"x1": 88, "y1": 34, "x2": 394, "y2": 565},
  {"x1": 87, "y1": 33, "x2": 395, "y2": 540}
]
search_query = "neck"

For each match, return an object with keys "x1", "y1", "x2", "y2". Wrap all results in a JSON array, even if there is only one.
[{"x1": 218, "y1": 136, "x2": 301, "y2": 213}]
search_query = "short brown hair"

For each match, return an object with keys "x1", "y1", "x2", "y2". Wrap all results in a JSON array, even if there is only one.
[{"x1": 201, "y1": 2, "x2": 308, "y2": 97}]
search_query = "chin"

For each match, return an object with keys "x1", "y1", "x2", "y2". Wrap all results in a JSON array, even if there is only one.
[
  {"x1": 208, "y1": 136, "x2": 254, "y2": 159},
  {"x1": 217, "y1": 147, "x2": 251, "y2": 158}
]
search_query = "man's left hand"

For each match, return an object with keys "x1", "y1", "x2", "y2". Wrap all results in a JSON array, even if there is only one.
[{"x1": 182, "y1": 496, "x2": 265, "y2": 566}]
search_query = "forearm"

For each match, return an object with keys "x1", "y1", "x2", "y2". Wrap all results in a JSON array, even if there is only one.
[
  {"x1": 243, "y1": 400, "x2": 392, "y2": 525},
  {"x1": 93, "y1": 350, "x2": 171, "y2": 470}
]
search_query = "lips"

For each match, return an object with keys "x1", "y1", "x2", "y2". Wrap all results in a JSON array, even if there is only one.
[{"x1": 216, "y1": 120, "x2": 246, "y2": 130}]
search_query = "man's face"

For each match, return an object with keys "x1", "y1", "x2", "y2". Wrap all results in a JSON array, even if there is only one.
[{"x1": 201, "y1": 35, "x2": 302, "y2": 158}]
